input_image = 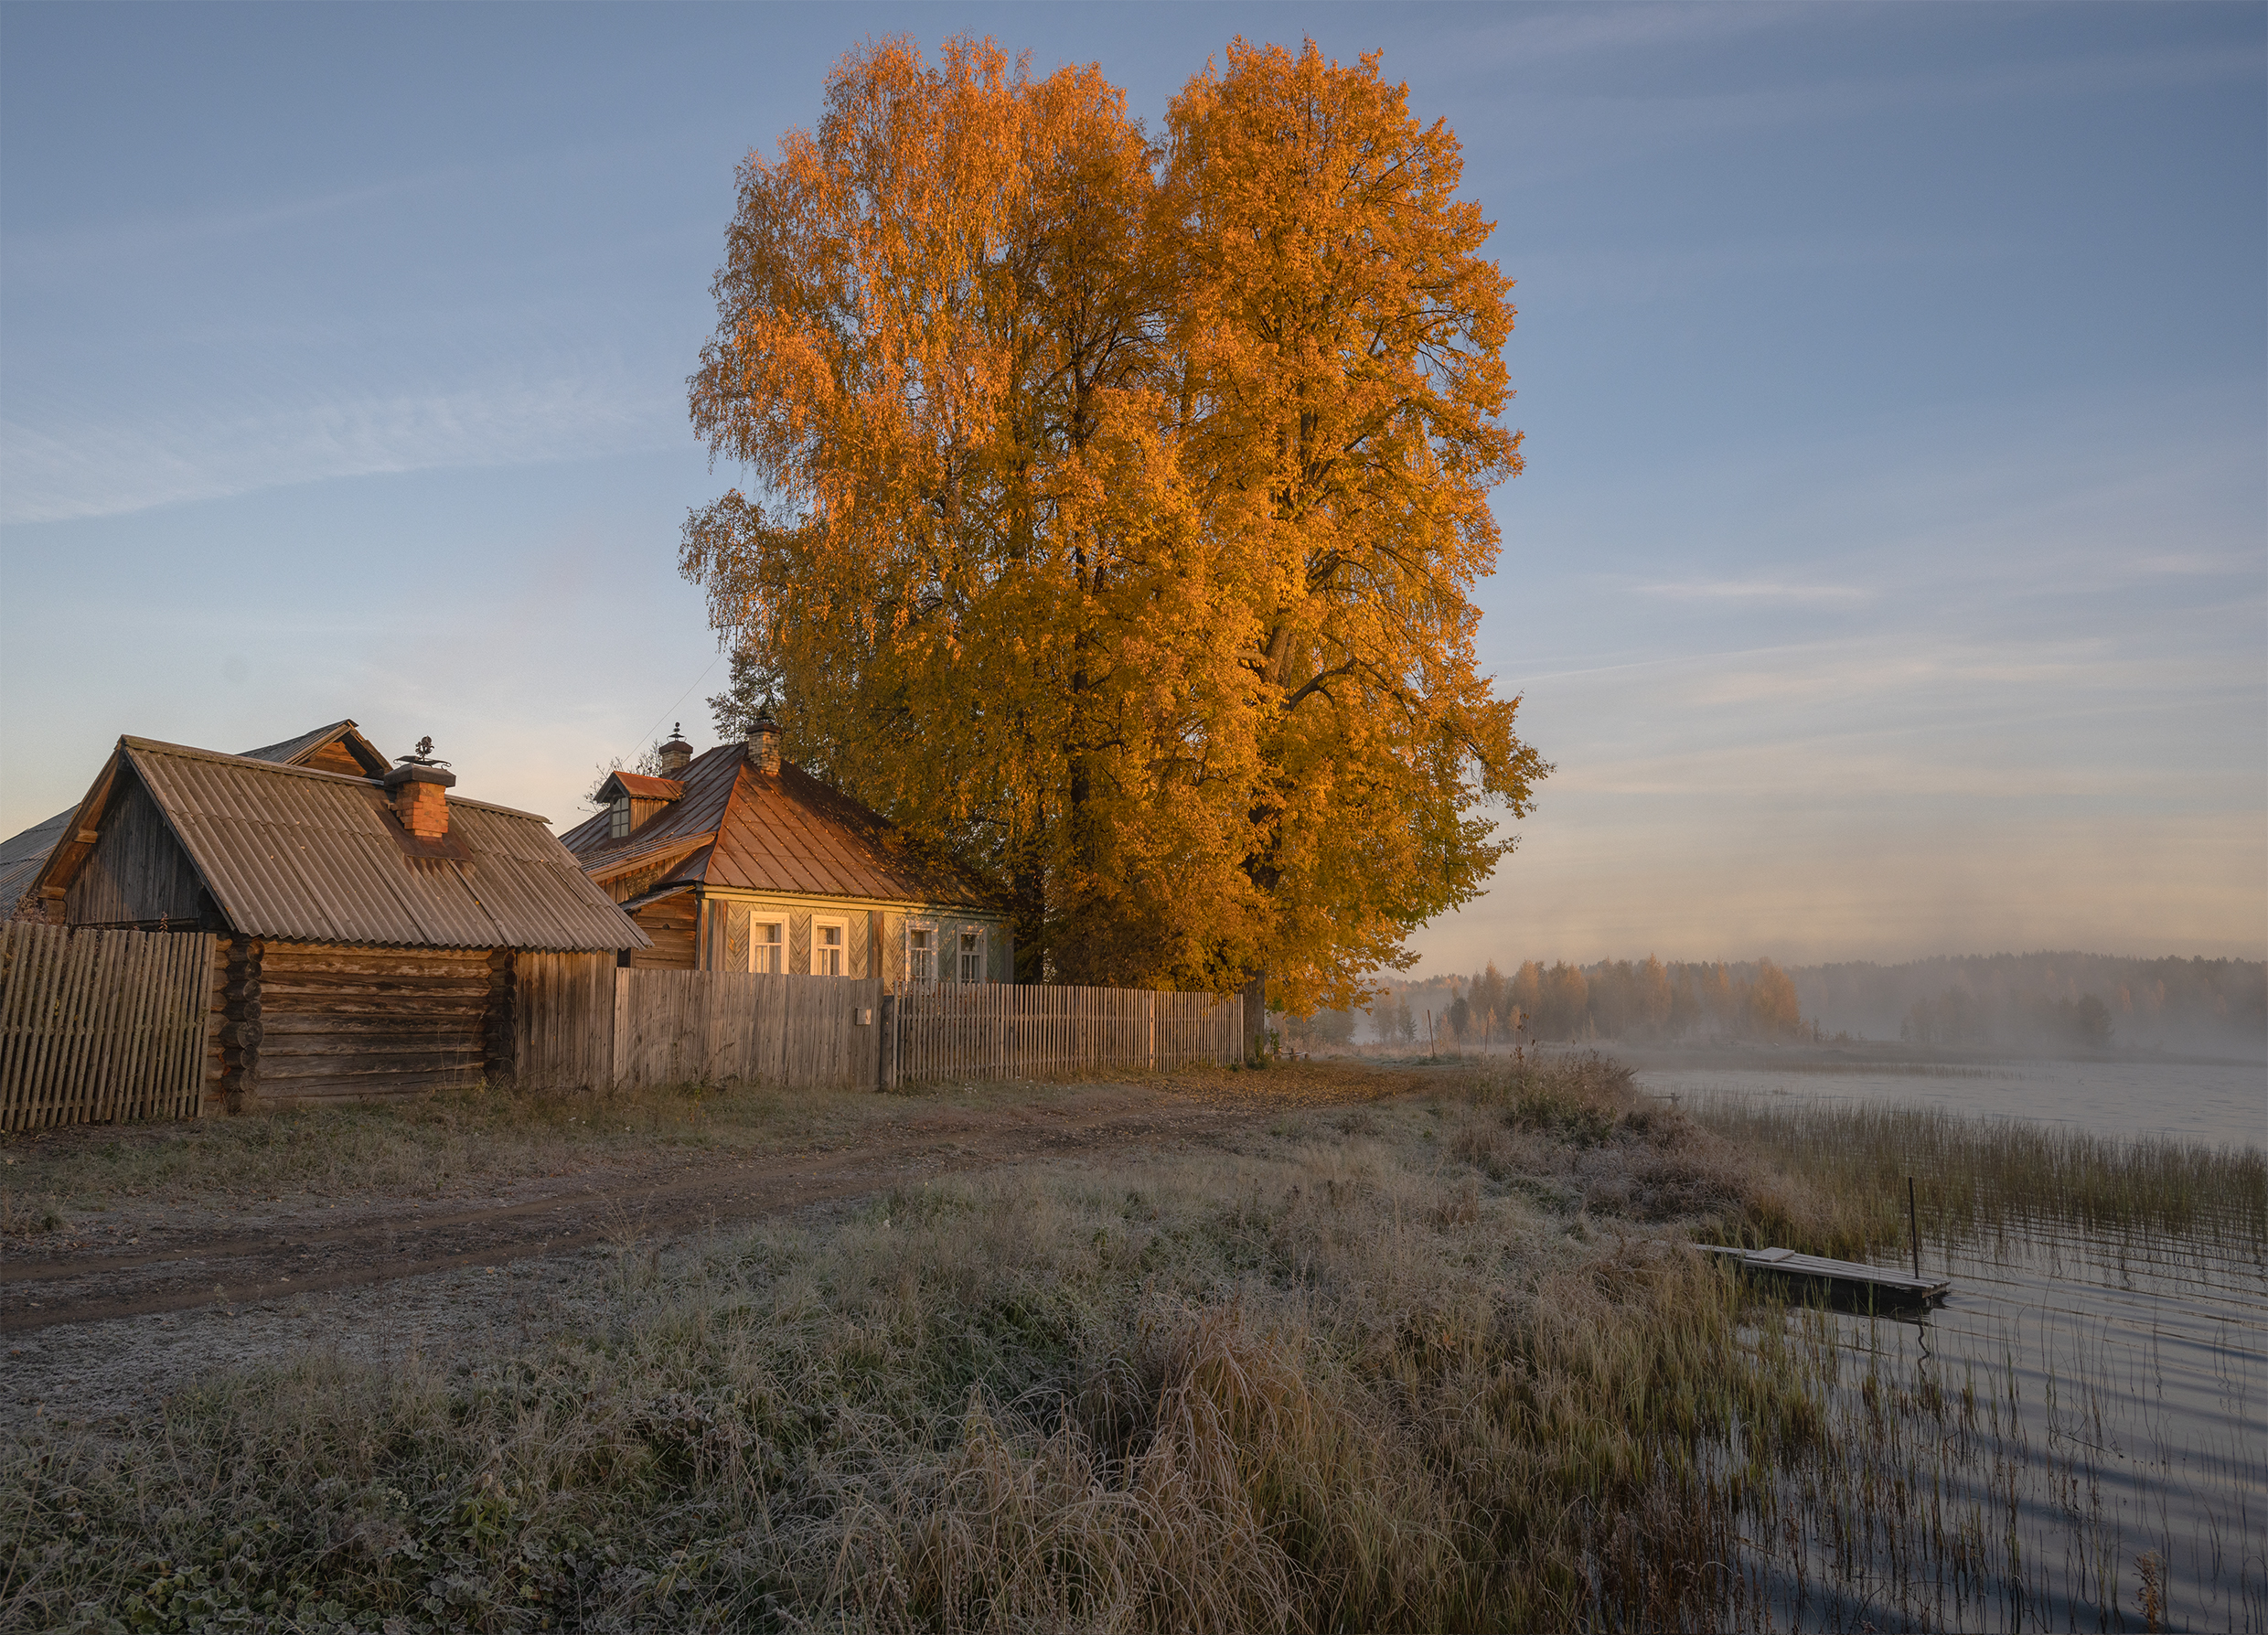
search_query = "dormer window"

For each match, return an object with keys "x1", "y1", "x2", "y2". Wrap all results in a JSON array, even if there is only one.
[{"x1": 609, "y1": 795, "x2": 631, "y2": 839}]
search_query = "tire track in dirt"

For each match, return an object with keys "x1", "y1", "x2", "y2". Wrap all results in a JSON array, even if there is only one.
[{"x1": 1, "y1": 1094, "x2": 1365, "y2": 1335}]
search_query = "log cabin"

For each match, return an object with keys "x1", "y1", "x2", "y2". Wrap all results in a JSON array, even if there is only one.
[
  {"x1": 17, "y1": 732, "x2": 645, "y2": 1108},
  {"x1": 559, "y1": 711, "x2": 1012, "y2": 985}
]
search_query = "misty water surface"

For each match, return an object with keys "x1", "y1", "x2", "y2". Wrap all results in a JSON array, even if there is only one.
[{"x1": 1634, "y1": 1057, "x2": 2263, "y2": 1149}]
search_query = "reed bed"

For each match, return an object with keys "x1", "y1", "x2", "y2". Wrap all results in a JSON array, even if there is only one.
[{"x1": 1690, "y1": 1091, "x2": 2267, "y2": 1251}]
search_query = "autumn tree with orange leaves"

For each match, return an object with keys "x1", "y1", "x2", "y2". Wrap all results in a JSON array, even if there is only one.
[{"x1": 682, "y1": 36, "x2": 1546, "y2": 1011}]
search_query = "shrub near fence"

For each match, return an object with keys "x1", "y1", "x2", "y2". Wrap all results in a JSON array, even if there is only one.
[
  {"x1": 886, "y1": 981, "x2": 1240, "y2": 1086},
  {"x1": 0, "y1": 922, "x2": 211, "y2": 1130}
]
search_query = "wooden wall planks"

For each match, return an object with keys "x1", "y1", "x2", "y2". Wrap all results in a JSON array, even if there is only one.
[
  {"x1": 0, "y1": 922, "x2": 211, "y2": 1130},
  {"x1": 62, "y1": 775, "x2": 205, "y2": 928}
]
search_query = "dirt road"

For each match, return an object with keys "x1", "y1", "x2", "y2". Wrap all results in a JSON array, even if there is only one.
[{"x1": 4, "y1": 1067, "x2": 1428, "y2": 1339}]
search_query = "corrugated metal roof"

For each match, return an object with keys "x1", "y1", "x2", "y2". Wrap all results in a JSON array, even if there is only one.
[
  {"x1": 49, "y1": 739, "x2": 647, "y2": 951},
  {"x1": 0, "y1": 809, "x2": 70, "y2": 909},
  {"x1": 561, "y1": 743, "x2": 994, "y2": 910},
  {"x1": 560, "y1": 746, "x2": 739, "y2": 871},
  {"x1": 3, "y1": 719, "x2": 391, "y2": 915}
]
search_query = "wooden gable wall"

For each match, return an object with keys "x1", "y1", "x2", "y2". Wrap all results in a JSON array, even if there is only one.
[
  {"x1": 66, "y1": 772, "x2": 205, "y2": 928},
  {"x1": 298, "y1": 739, "x2": 375, "y2": 778},
  {"x1": 626, "y1": 892, "x2": 699, "y2": 969}
]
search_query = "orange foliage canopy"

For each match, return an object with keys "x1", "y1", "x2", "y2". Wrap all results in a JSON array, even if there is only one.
[{"x1": 682, "y1": 36, "x2": 1546, "y2": 1009}]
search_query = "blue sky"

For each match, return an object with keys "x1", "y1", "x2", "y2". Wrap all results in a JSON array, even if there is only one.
[{"x1": 3, "y1": 2, "x2": 2261, "y2": 967}]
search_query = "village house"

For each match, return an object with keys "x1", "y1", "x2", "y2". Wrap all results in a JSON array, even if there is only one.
[
  {"x1": 11, "y1": 723, "x2": 644, "y2": 1107},
  {"x1": 560, "y1": 710, "x2": 1012, "y2": 985}
]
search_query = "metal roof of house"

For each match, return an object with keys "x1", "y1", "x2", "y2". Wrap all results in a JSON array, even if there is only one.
[
  {"x1": 33, "y1": 738, "x2": 647, "y2": 952},
  {"x1": 600, "y1": 771, "x2": 686, "y2": 801},
  {"x1": 3, "y1": 719, "x2": 391, "y2": 916},
  {"x1": 560, "y1": 743, "x2": 995, "y2": 911}
]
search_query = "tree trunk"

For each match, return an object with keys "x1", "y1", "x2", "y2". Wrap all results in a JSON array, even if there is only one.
[{"x1": 1242, "y1": 969, "x2": 1268, "y2": 1064}]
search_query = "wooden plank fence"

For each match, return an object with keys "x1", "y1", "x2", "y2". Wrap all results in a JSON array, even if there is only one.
[
  {"x1": 0, "y1": 928, "x2": 1240, "y2": 1117},
  {"x1": 514, "y1": 951, "x2": 616, "y2": 1092},
  {"x1": 886, "y1": 981, "x2": 1240, "y2": 1087},
  {"x1": 0, "y1": 922, "x2": 213, "y2": 1130},
  {"x1": 614, "y1": 971, "x2": 882, "y2": 1092},
  {"x1": 513, "y1": 966, "x2": 1237, "y2": 1094}
]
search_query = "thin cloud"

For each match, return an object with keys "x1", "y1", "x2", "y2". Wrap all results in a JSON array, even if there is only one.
[
  {"x1": 1636, "y1": 579, "x2": 1873, "y2": 604},
  {"x1": 1471, "y1": 4, "x2": 1810, "y2": 66},
  {"x1": 0, "y1": 372, "x2": 678, "y2": 525}
]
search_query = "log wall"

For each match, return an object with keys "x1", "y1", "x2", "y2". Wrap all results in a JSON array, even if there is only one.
[
  {"x1": 250, "y1": 942, "x2": 492, "y2": 1102},
  {"x1": 627, "y1": 892, "x2": 698, "y2": 969}
]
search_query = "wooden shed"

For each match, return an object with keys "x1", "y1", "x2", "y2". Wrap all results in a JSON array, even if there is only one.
[
  {"x1": 560, "y1": 713, "x2": 1012, "y2": 984},
  {"x1": 22, "y1": 735, "x2": 646, "y2": 1107}
]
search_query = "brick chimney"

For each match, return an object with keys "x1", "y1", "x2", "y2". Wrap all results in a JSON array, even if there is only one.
[
  {"x1": 748, "y1": 704, "x2": 781, "y2": 775},
  {"x1": 383, "y1": 737, "x2": 456, "y2": 839},
  {"x1": 658, "y1": 722, "x2": 694, "y2": 776}
]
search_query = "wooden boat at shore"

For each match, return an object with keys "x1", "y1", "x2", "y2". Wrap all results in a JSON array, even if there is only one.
[{"x1": 1696, "y1": 1245, "x2": 1950, "y2": 1307}]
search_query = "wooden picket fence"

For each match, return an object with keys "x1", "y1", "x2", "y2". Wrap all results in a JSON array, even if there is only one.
[
  {"x1": 0, "y1": 922, "x2": 213, "y2": 1130},
  {"x1": 886, "y1": 981, "x2": 1240, "y2": 1087}
]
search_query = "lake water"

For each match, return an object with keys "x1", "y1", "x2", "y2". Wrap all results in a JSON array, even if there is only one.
[
  {"x1": 1738, "y1": 1211, "x2": 2267, "y2": 1632},
  {"x1": 1631, "y1": 1056, "x2": 2263, "y2": 1149},
  {"x1": 1625, "y1": 1053, "x2": 2265, "y2": 1630}
]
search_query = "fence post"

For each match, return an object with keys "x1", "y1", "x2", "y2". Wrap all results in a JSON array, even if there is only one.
[
  {"x1": 878, "y1": 991, "x2": 897, "y2": 1091},
  {"x1": 611, "y1": 967, "x2": 630, "y2": 1090}
]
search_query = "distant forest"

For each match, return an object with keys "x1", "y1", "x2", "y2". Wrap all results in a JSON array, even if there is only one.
[{"x1": 1287, "y1": 953, "x2": 2268, "y2": 1058}]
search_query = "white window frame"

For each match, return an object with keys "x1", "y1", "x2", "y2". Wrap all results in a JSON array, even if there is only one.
[
  {"x1": 811, "y1": 916, "x2": 847, "y2": 977},
  {"x1": 957, "y1": 927, "x2": 986, "y2": 985},
  {"x1": 752, "y1": 917, "x2": 785, "y2": 975},
  {"x1": 608, "y1": 795, "x2": 631, "y2": 839},
  {"x1": 905, "y1": 921, "x2": 937, "y2": 984}
]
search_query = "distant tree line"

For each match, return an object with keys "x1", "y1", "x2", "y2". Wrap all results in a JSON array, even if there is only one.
[
  {"x1": 1899, "y1": 988, "x2": 2113, "y2": 1051},
  {"x1": 1824, "y1": 953, "x2": 2261, "y2": 1054},
  {"x1": 1288, "y1": 950, "x2": 2264, "y2": 1057},
  {"x1": 1286, "y1": 956, "x2": 1807, "y2": 1049}
]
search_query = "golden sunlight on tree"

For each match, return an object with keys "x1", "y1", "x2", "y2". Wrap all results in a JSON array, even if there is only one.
[{"x1": 682, "y1": 35, "x2": 1545, "y2": 1006}]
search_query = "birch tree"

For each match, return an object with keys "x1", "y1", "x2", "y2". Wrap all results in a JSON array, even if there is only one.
[{"x1": 683, "y1": 35, "x2": 1546, "y2": 1006}]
